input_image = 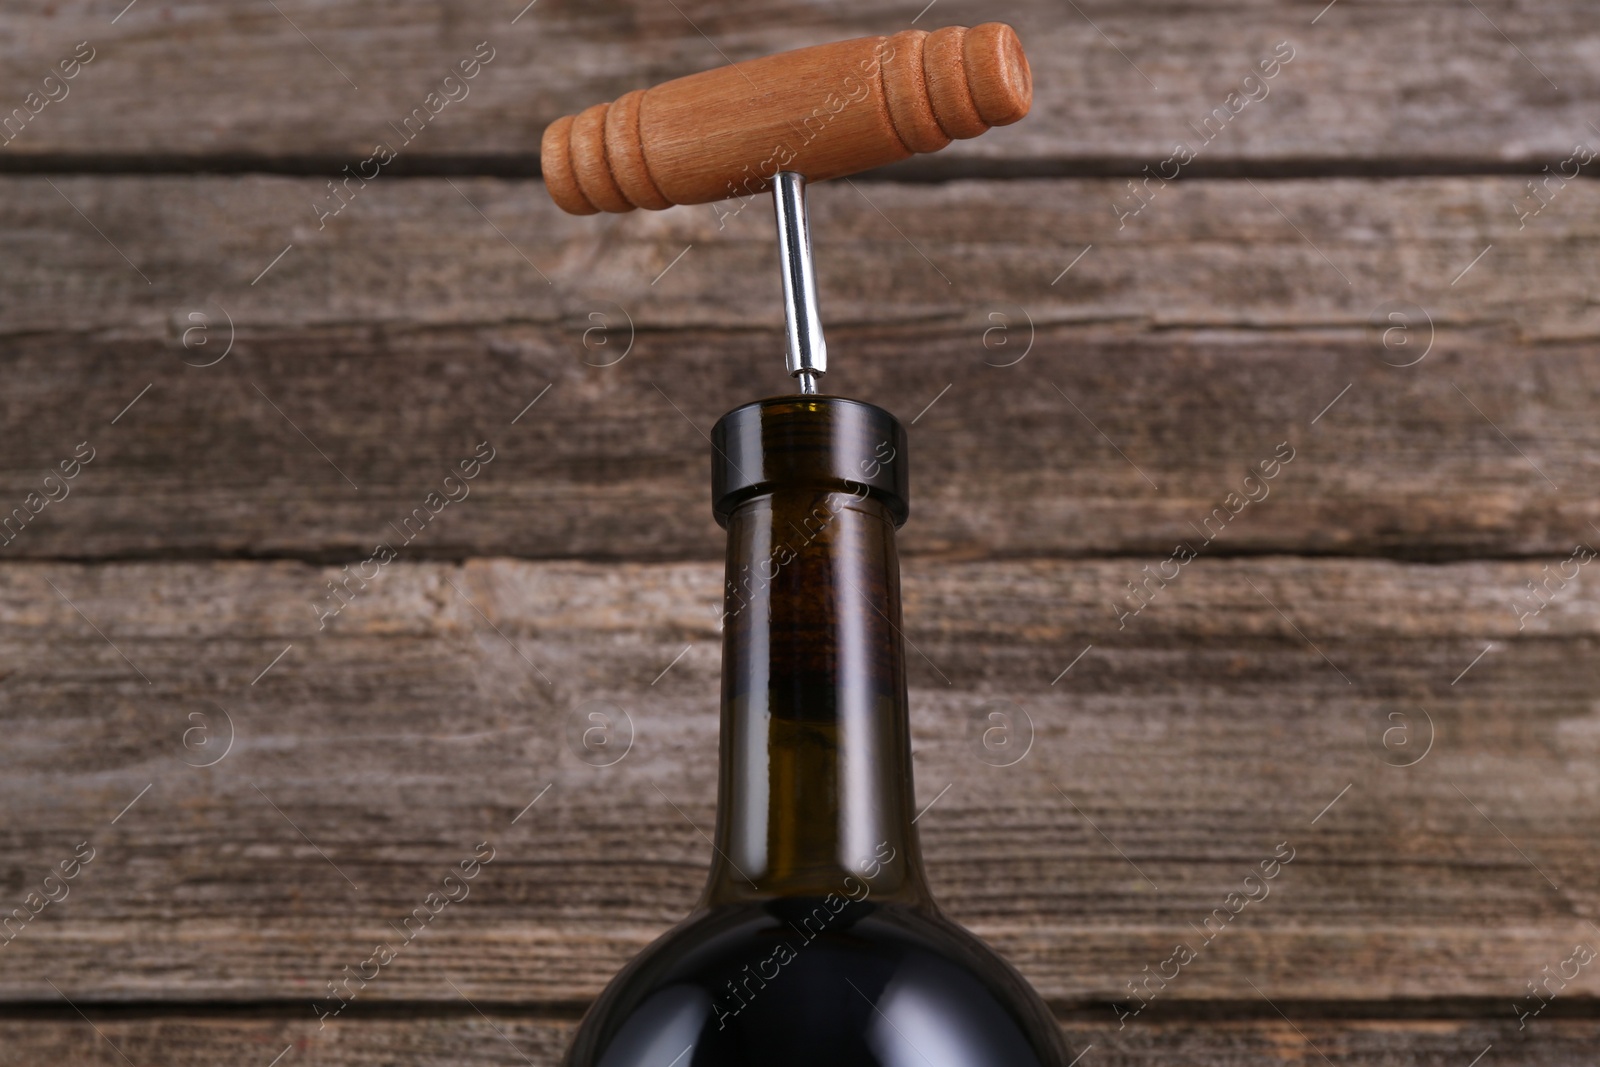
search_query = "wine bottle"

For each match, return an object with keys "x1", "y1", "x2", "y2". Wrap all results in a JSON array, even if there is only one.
[{"x1": 566, "y1": 396, "x2": 1067, "y2": 1066}]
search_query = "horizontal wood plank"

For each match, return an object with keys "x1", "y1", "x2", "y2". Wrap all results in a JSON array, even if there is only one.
[
  {"x1": 1, "y1": 557, "x2": 1596, "y2": 1003},
  {"x1": 0, "y1": 2, "x2": 1594, "y2": 166},
  {"x1": 1, "y1": 175, "x2": 1596, "y2": 560},
  {"x1": 6, "y1": 175, "x2": 1598, "y2": 340},
  {"x1": 3, "y1": 1014, "x2": 1597, "y2": 1066}
]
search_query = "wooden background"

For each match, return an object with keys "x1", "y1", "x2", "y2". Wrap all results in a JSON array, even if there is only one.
[{"x1": 2, "y1": 1, "x2": 1597, "y2": 1063}]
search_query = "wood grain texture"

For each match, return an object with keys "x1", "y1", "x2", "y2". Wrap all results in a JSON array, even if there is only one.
[
  {"x1": 2, "y1": 1, "x2": 1594, "y2": 1052},
  {"x1": 19, "y1": 173, "x2": 1600, "y2": 342},
  {"x1": 6, "y1": 173, "x2": 1594, "y2": 341},
  {"x1": 4, "y1": 324, "x2": 1597, "y2": 563},
  {"x1": 541, "y1": 24, "x2": 1031, "y2": 214},
  {"x1": 4, "y1": 1015, "x2": 1598, "y2": 1066},
  {"x1": 1, "y1": 557, "x2": 1595, "y2": 1003},
  {"x1": 1, "y1": 175, "x2": 1596, "y2": 560},
  {"x1": 0, "y1": 1, "x2": 1594, "y2": 166}
]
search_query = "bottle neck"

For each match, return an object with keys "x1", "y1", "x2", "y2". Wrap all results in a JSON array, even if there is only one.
[{"x1": 704, "y1": 485, "x2": 930, "y2": 907}]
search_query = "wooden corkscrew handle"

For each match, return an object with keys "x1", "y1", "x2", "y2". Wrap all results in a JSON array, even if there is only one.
[{"x1": 541, "y1": 23, "x2": 1031, "y2": 215}]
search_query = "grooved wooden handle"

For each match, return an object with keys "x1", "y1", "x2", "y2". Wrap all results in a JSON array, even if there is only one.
[{"x1": 541, "y1": 23, "x2": 1031, "y2": 215}]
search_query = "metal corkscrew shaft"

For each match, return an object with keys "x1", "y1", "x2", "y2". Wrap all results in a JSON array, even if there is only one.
[{"x1": 773, "y1": 173, "x2": 826, "y2": 393}]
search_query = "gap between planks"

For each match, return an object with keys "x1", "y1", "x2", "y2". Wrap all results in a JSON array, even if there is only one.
[
  {"x1": 0, "y1": 997, "x2": 1594, "y2": 1022},
  {"x1": 0, "y1": 153, "x2": 1580, "y2": 181}
]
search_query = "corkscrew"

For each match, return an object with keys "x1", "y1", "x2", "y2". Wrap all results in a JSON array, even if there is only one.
[{"x1": 540, "y1": 23, "x2": 1033, "y2": 394}]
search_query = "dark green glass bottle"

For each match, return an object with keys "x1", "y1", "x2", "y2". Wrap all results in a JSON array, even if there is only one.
[{"x1": 565, "y1": 396, "x2": 1067, "y2": 1066}]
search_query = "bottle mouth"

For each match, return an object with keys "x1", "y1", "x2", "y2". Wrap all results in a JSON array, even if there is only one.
[{"x1": 710, "y1": 396, "x2": 910, "y2": 529}]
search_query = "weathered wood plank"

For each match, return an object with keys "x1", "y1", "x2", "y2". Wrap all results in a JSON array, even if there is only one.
[
  {"x1": 2, "y1": 176, "x2": 1596, "y2": 560},
  {"x1": 1, "y1": 557, "x2": 1595, "y2": 1002},
  {"x1": 5, "y1": 175, "x2": 1597, "y2": 340},
  {"x1": 5, "y1": 324, "x2": 1596, "y2": 562},
  {"x1": 0, "y1": 1, "x2": 1594, "y2": 166},
  {"x1": 3, "y1": 1014, "x2": 1597, "y2": 1066}
]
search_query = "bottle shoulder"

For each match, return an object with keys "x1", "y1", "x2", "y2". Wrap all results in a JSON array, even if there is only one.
[{"x1": 565, "y1": 898, "x2": 1068, "y2": 1067}]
